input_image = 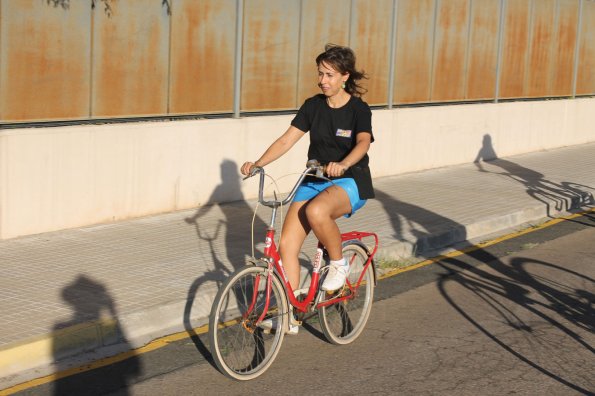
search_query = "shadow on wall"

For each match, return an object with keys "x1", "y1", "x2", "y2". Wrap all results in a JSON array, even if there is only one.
[
  {"x1": 183, "y1": 159, "x2": 268, "y2": 365},
  {"x1": 474, "y1": 134, "x2": 594, "y2": 216},
  {"x1": 52, "y1": 275, "x2": 141, "y2": 395}
]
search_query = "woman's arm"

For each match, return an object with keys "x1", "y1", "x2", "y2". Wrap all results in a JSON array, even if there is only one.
[
  {"x1": 240, "y1": 126, "x2": 305, "y2": 175},
  {"x1": 326, "y1": 132, "x2": 372, "y2": 177}
]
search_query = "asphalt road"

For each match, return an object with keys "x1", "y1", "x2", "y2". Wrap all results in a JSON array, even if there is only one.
[{"x1": 16, "y1": 212, "x2": 595, "y2": 395}]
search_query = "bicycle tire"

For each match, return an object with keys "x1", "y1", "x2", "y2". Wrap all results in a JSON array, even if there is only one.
[
  {"x1": 209, "y1": 265, "x2": 288, "y2": 380},
  {"x1": 319, "y1": 243, "x2": 374, "y2": 345}
]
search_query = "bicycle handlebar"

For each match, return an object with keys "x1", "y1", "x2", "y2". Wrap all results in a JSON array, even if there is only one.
[{"x1": 245, "y1": 160, "x2": 328, "y2": 208}]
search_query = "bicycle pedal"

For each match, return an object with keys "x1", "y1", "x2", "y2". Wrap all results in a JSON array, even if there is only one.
[
  {"x1": 289, "y1": 315, "x2": 302, "y2": 327},
  {"x1": 294, "y1": 310, "x2": 305, "y2": 320},
  {"x1": 323, "y1": 288, "x2": 349, "y2": 302}
]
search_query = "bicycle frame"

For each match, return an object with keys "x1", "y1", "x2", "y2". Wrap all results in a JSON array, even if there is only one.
[
  {"x1": 244, "y1": 162, "x2": 379, "y2": 322},
  {"x1": 263, "y1": 229, "x2": 379, "y2": 313}
]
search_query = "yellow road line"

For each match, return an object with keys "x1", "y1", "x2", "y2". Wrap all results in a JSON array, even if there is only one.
[
  {"x1": 1, "y1": 325, "x2": 209, "y2": 395},
  {"x1": 3, "y1": 207, "x2": 593, "y2": 395}
]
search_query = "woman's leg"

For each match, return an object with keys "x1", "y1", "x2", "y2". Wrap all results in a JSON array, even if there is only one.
[
  {"x1": 304, "y1": 185, "x2": 352, "y2": 260},
  {"x1": 279, "y1": 185, "x2": 351, "y2": 291},
  {"x1": 305, "y1": 185, "x2": 352, "y2": 291},
  {"x1": 278, "y1": 200, "x2": 311, "y2": 291}
]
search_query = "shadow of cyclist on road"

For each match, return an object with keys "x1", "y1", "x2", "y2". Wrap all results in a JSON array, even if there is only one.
[
  {"x1": 435, "y1": 251, "x2": 594, "y2": 394},
  {"x1": 374, "y1": 141, "x2": 593, "y2": 393}
]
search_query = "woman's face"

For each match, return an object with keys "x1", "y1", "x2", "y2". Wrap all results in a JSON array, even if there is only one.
[{"x1": 318, "y1": 61, "x2": 348, "y2": 97}]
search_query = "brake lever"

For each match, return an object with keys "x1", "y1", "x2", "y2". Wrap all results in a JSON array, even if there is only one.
[
  {"x1": 306, "y1": 159, "x2": 330, "y2": 181},
  {"x1": 243, "y1": 166, "x2": 263, "y2": 181},
  {"x1": 315, "y1": 166, "x2": 327, "y2": 179}
]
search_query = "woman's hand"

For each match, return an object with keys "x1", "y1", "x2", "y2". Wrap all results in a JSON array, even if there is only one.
[
  {"x1": 326, "y1": 162, "x2": 348, "y2": 177},
  {"x1": 240, "y1": 161, "x2": 256, "y2": 176}
]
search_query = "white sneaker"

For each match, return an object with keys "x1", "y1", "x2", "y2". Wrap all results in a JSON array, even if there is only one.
[
  {"x1": 321, "y1": 260, "x2": 350, "y2": 291},
  {"x1": 257, "y1": 311, "x2": 300, "y2": 335},
  {"x1": 286, "y1": 323, "x2": 299, "y2": 335}
]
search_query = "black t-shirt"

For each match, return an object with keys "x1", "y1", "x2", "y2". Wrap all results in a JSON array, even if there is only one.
[{"x1": 291, "y1": 94, "x2": 375, "y2": 199}]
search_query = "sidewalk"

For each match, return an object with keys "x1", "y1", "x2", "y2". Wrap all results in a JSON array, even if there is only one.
[{"x1": 1, "y1": 142, "x2": 594, "y2": 390}]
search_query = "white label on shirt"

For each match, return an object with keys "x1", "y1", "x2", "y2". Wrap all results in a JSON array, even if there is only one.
[{"x1": 336, "y1": 129, "x2": 352, "y2": 138}]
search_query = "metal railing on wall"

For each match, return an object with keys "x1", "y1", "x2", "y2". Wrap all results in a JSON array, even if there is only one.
[{"x1": 0, "y1": 0, "x2": 593, "y2": 125}]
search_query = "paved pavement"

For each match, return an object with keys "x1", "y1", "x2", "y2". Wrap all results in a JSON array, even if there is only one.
[{"x1": 1, "y1": 142, "x2": 594, "y2": 391}]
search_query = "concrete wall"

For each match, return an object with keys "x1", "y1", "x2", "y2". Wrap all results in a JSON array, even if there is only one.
[{"x1": 1, "y1": 98, "x2": 594, "y2": 240}]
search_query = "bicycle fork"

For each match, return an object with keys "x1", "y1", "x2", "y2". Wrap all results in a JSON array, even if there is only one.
[{"x1": 240, "y1": 266, "x2": 274, "y2": 334}]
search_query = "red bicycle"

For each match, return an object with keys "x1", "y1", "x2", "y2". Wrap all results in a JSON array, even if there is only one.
[{"x1": 208, "y1": 160, "x2": 379, "y2": 380}]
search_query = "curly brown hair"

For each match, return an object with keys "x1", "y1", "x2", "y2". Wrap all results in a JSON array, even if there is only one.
[{"x1": 315, "y1": 44, "x2": 368, "y2": 97}]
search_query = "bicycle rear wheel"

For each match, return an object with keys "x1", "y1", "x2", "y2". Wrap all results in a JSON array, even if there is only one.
[
  {"x1": 319, "y1": 243, "x2": 374, "y2": 345},
  {"x1": 209, "y1": 266, "x2": 288, "y2": 380}
]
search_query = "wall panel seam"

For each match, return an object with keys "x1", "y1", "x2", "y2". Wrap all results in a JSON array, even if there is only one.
[
  {"x1": 572, "y1": 0, "x2": 584, "y2": 98},
  {"x1": 166, "y1": 0, "x2": 173, "y2": 115},
  {"x1": 463, "y1": 0, "x2": 473, "y2": 100},
  {"x1": 233, "y1": 0, "x2": 244, "y2": 118},
  {"x1": 523, "y1": 0, "x2": 536, "y2": 97},
  {"x1": 494, "y1": 0, "x2": 506, "y2": 102},
  {"x1": 387, "y1": 0, "x2": 398, "y2": 108},
  {"x1": 429, "y1": 0, "x2": 439, "y2": 101}
]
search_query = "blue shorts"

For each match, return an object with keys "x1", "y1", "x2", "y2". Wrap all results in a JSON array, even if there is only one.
[{"x1": 293, "y1": 178, "x2": 367, "y2": 218}]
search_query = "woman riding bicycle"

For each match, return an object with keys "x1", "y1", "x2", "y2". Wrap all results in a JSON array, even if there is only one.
[{"x1": 241, "y1": 44, "x2": 375, "y2": 318}]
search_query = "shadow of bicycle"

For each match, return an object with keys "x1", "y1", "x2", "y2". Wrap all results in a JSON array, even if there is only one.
[{"x1": 436, "y1": 252, "x2": 594, "y2": 394}]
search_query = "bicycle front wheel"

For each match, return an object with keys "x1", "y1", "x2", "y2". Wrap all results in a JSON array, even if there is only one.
[
  {"x1": 209, "y1": 265, "x2": 288, "y2": 380},
  {"x1": 319, "y1": 243, "x2": 374, "y2": 345}
]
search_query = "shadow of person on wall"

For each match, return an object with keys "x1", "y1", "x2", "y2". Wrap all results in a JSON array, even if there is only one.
[
  {"x1": 474, "y1": 134, "x2": 594, "y2": 216},
  {"x1": 183, "y1": 159, "x2": 268, "y2": 365},
  {"x1": 52, "y1": 275, "x2": 141, "y2": 395}
]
